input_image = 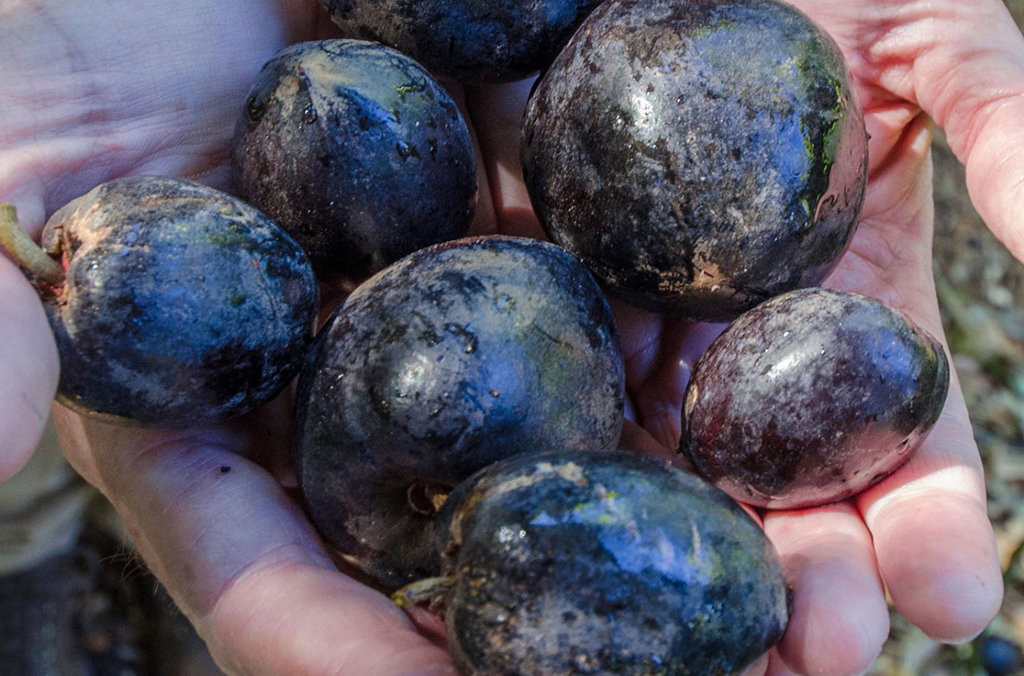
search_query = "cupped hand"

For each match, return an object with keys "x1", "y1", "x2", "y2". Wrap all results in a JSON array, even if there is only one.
[
  {"x1": 471, "y1": 0, "x2": 1021, "y2": 673},
  {"x1": 3, "y1": 0, "x2": 1020, "y2": 675},
  {"x1": 0, "y1": 0, "x2": 333, "y2": 476}
]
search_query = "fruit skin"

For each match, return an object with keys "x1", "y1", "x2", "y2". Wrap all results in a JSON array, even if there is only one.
[
  {"x1": 40, "y1": 176, "x2": 319, "y2": 427},
  {"x1": 434, "y1": 449, "x2": 790, "y2": 676},
  {"x1": 232, "y1": 40, "x2": 476, "y2": 283},
  {"x1": 319, "y1": 0, "x2": 604, "y2": 82},
  {"x1": 682, "y1": 288, "x2": 950, "y2": 510},
  {"x1": 295, "y1": 236, "x2": 625, "y2": 589},
  {"x1": 522, "y1": 0, "x2": 868, "y2": 321}
]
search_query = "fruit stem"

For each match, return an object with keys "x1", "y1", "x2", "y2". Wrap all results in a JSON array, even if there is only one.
[
  {"x1": 0, "y1": 204, "x2": 64, "y2": 286},
  {"x1": 390, "y1": 576, "x2": 456, "y2": 608},
  {"x1": 431, "y1": 492, "x2": 449, "y2": 512}
]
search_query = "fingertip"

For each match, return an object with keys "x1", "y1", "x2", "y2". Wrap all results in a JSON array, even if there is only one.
[
  {"x1": 765, "y1": 505, "x2": 889, "y2": 676},
  {"x1": 947, "y1": 65, "x2": 1024, "y2": 264},
  {"x1": 916, "y1": 567, "x2": 1002, "y2": 644},
  {"x1": 464, "y1": 79, "x2": 544, "y2": 241},
  {"x1": 0, "y1": 436, "x2": 36, "y2": 482},
  {"x1": 777, "y1": 557, "x2": 889, "y2": 676},
  {"x1": 868, "y1": 493, "x2": 1002, "y2": 643}
]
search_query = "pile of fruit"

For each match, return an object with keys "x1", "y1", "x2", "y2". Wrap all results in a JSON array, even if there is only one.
[{"x1": 0, "y1": 0, "x2": 951, "y2": 674}]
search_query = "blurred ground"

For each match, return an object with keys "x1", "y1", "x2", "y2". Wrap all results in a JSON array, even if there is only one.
[{"x1": 866, "y1": 2, "x2": 1024, "y2": 674}]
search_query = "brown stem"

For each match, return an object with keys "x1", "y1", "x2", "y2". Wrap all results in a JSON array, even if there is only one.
[
  {"x1": 0, "y1": 204, "x2": 64, "y2": 286},
  {"x1": 430, "y1": 491, "x2": 449, "y2": 513}
]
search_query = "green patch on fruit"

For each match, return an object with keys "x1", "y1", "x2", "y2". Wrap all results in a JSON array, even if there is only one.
[{"x1": 395, "y1": 80, "x2": 427, "y2": 99}]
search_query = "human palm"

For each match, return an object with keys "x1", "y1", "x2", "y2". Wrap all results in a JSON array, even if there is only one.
[{"x1": 1, "y1": 0, "x2": 1018, "y2": 675}]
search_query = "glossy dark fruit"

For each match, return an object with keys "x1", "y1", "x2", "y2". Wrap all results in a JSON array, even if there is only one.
[
  {"x1": 39, "y1": 177, "x2": 318, "y2": 427},
  {"x1": 295, "y1": 236, "x2": 625, "y2": 589},
  {"x1": 434, "y1": 449, "x2": 790, "y2": 676},
  {"x1": 682, "y1": 288, "x2": 950, "y2": 510},
  {"x1": 522, "y1": 0, "x2": 868, "y2": 320},
  {"x1": 320, "y1": 0, "x2": 604, "y2": 82},
  {"x1": 232, "y1": 40, "x2": 476, "y2": 283}
]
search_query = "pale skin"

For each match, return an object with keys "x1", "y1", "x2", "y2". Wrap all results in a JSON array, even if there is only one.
[{"x1": 0, "y1": 0, "x2": 1018, "y2": 674}]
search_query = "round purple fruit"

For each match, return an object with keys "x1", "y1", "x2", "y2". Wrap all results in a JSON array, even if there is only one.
[
  {"x1": 319, "y1": 0, "x2": 604, "y2": 82},
  {"x1": 522, "y1": 0, "x2": 868, "y2": 320},
  {"x1": 295, "y1": 236, "x2": 625, "y2": 589},
  {"x1": 682, "y1": 288, "x2": 949, "y2": 510},
  {"x1": 232, "y1": 40, "x2": 476, "y2": 283},
  {"x1": 429, "y1": 449, "x2": 790, "y2": 676},
  {"x1": 2, "y1": 177, "x2": 318, "y2": 427}
]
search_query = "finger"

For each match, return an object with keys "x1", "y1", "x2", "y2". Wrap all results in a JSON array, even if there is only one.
[
  {"x1": 911, "y1": 1, "x2": 1024, "y2": 261},
  {"x1": 824, "y1": 111, "x2": 936, "y2": 308},
  {"x1": 621, "y1": 315, "x2": 724, "y2": 451},
  {"x1": 856, "y1": 382, "x2": 1002, "y2": 643},
  {"x1": 765, "y1": 649, "x2": 801, "y2": 676},
  {"x1": 763, "y1": 504, "x2": 889, "y2": 676},
  {"x1": 0, "y1": 196, "x2": 59, "y2": 480},
  {"x1": 465, "y1": 79, "x2": 547, "y2": 240},
  {"x1": 835, "y1": 0, "x2": 1024, "y2": 262},
  {"x1": 627, "y1": 318, "x2": 691, "y2": 450},
  {"x1": 618, "y1": 418, "x2": 691, "y2": 469},
  {"x1": 54, "y1": 409, "x2": 454, "y2": 676},
  {"x1": 825, "y1": 118, "x2": 1003, "y2": 642}
]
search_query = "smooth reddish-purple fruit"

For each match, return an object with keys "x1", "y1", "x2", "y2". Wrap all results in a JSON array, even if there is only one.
[{"x1": 682, "y1": 288, "x2": 949, "y2": 509}]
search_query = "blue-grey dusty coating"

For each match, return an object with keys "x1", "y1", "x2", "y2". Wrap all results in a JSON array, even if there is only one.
[
  {"x1": 434, "y1": 449, "x2": 790, "y2": 676},
  {"x1": 232, "y1": 40, "x2": 476, "y2": 283},
  {"x1": 521, "y1": 0, "x2": 868, "y2": 320},
  {"x1": 681, "y1": 288, "x2": 950, "y2": 509},
  {"x1": 39, "y1": 177, "x2": 319, "y2": 427},
  {"x1": 295, "y1": 236, "x2": 625, "y2": 589},
  {"x1": 320, "y1": 0, "x2": 604, "y2": 82}
]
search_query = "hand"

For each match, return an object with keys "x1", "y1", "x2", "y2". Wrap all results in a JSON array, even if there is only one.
[
  {"x1": 0, "y1": 0, "x2": 333, "y2": 476},
  {"x1": 456, "y1": 0, "x2": 1018, "y2": 672},
  {"x1": 1, "y1": 2, "x2": 1015, "y2": 676}
]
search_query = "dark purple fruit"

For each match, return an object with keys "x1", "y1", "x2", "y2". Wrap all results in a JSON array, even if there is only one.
[
  {"x1": 522, "y1": 0, "x2": 868, "y2": 320},
  {"x1": 432, "y1": 449, "x2": 790, "y2": 676},
  {"x1": 33, "y1": 177, "x2": 318, "y2": 427},
  {"x1": 295, "y1": 236, "x2": 625, "y2": 589},
  {"x1": 682, "y1": 288, "x2": 949, "y2": 510},
  {"x1": 232, "y1": 40, "x2": 476, "y2": 283},
  {"x1": 320, "y1": 0, "x2": 604, "y2": 82}
]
